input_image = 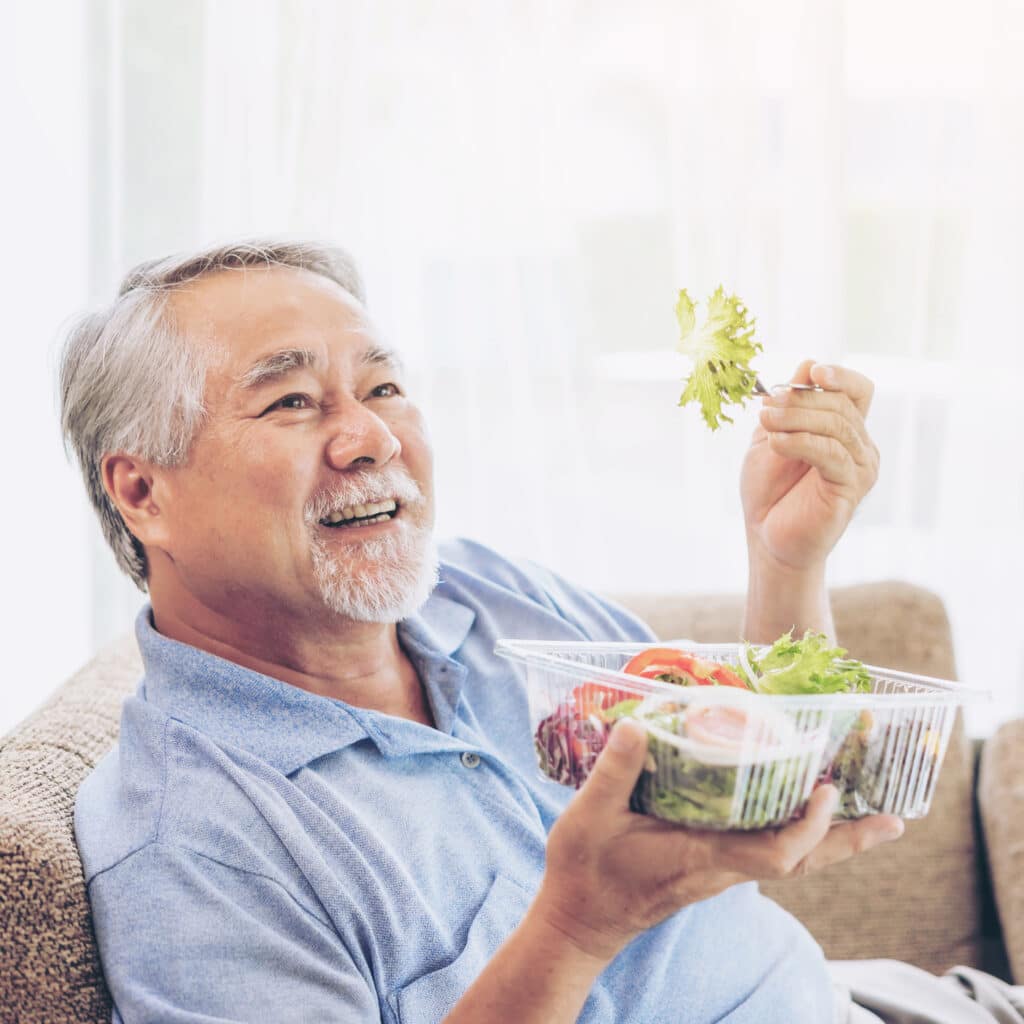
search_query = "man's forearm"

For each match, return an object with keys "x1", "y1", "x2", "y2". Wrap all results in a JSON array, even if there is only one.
[
  {"x1": 443, "y1": 905, "x2": 610, "y2": 1024},
  {"x1": 743, "y1": 549, "x2": 835, "y2": 644}
]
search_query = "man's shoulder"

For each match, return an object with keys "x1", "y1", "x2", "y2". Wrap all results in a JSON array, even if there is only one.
[
  {"x1": 436, "y1": 537, "x2": 655, "y2": 644},
  {"x1": 438, "y1": 537, "x2": 561, "y2": 599},
  {"x1": 74, "y1": 694, "x2": 171, "y2": 882},
  {"x1": 437, "y1": 536, "x2": 598, "y2": 619},
  {"x1": 73, "y1": 696, "x2": 288, "y2": 887}
]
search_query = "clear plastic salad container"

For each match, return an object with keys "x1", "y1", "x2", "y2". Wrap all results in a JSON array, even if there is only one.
[{"x1": 495, "y1": 639, "x2": 988, "y2": 831}]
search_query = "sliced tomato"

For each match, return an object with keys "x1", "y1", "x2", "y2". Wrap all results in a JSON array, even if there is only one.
[
  {"x1": 708, "y1": 663, "x2": 749, "y2": 689},
  {"x1": 623, "y1": 648, "x2": 749, "y2": 690},
  {"x1": 624, "y1": 648, "x2": 712, "y2": 685},
  {"x1": 685, "y1": 705, "x2": 751, "y2": 748},
  {"x1": 571, "y1": 681, "x2": 632, "y2": 718}
]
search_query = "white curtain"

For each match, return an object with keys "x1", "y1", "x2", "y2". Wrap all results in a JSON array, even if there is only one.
[
  {"x1": 1, "y1": 2, "x2": 92, "y2": 735},
  {"x1": 76, "y1": 0, "x2": 1024, "y2": 735}
]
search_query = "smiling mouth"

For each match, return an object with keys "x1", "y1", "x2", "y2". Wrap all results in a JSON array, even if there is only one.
[{"x1": 319, "y1": 498, "x2": 400, "y2": 529}]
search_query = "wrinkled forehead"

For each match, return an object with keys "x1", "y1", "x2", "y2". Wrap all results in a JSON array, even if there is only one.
[{"x1": 168, "y1": 264, "x2": 376, "y2": 381}]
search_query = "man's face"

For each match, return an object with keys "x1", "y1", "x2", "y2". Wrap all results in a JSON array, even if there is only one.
[{"x1": 148, "y1": 265, "x2": 437, "y2": 628}]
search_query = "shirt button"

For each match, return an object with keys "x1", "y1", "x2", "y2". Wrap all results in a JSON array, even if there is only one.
[{"x1": 460, "y1": 751, "x2": 481, "y2": 769}]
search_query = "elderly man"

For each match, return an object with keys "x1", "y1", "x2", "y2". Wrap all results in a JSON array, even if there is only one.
[{"x1": 64, "y1": 239, "x2": 900, "y2": 1023}]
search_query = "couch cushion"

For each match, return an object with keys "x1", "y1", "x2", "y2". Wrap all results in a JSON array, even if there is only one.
[
  {"x1": 612, "y1": 580, "x2": 986, "y2": 975},
  {"x1": 0, "y1": 634, "x2": 140, "y2": 1024},
  {"x1": 979, "y1": 718, "x2": 1024, "y2": 983}
]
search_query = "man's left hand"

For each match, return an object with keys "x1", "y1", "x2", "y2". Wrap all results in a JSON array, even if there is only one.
[{"x1": 741, "y1": 359, "x2": 880, "y2": 573}]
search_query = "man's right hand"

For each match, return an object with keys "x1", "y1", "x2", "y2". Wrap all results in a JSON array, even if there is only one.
[{"x1": 534, "y1": 718, "x2": 905, "y2": 965}]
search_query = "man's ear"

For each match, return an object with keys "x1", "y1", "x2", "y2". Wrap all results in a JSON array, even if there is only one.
[{"x1": 101, "y1": 453, "x2": 172, "y2": 551}]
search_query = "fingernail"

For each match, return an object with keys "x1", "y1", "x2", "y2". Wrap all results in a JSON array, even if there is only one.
[
  {"x1": 770, "y1": 384, "x2": 790, "y2": 397},
  {"x1": 884, "y1": 819, "x2": 905, "y2": 840},
  {"x1": 608, "y1": 721, "x2": 643, "y2": 753},
  {"x1": 817, "y1": 365, "x2": 837, "y2": 386}
]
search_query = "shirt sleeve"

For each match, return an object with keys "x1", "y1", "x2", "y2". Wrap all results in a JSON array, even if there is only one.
[
  {"x1": 89, "y1": 841, "x2": 380, "y2": 1024},
  {"x1": 523, "y1": 559, "x2": 658, "y2": 644}
]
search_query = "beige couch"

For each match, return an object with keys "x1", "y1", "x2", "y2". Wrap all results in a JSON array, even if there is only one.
[{"x1": 2, "y1": 581, "x2": 1023, "y2": 1023}]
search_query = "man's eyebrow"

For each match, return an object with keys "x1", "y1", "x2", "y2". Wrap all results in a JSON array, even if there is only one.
[
  {"x1": 233, "y1": 343, "x2": 403, "y2": 392},
  {"x1": 360, "y1": 344, "x2": 404, "y2": 372},
  {"x1": 234, "y1": 348, "x2": 323, "y2": 391}
]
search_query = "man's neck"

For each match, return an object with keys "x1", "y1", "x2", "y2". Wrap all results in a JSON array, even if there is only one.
[{"x1": 148, "y1": 584, "x2": 436, "y2": 727}]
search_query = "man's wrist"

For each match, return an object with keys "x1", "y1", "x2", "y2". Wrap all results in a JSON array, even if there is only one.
[
  {"x1": 744, "y1": 543, "x2": 833, "y2": 643},
  {"x1": 442, "y1": 898, "x2": 614, "y2": 1023},
  {"x1": 525, "y1": 892, "x2": 622, "y2": 972}
]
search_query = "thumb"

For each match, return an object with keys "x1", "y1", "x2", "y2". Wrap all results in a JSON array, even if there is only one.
[{"x1": 579, "y1": 720, "x2": 649, "y2": 811}]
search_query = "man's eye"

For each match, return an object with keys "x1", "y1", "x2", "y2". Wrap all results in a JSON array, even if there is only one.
[
  {"x1": 368, "y1": 382, "x2": 402, "y2": 399},
  {"x1": 264, "y1": 393, "x2": 312, "y2": 414}
]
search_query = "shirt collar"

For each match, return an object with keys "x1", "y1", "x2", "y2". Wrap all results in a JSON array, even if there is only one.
[{"x1": 135, "y1": 585, "x2": 476, "y2": 775}]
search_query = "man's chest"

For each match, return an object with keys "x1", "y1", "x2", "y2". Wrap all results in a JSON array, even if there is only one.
[{"x1": 276, "y1": 741, "x2": 562, "y2": 980}]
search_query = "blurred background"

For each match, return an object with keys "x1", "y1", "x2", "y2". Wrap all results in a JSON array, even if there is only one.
[{"x1": 2, "y1": 0, "x2": 1022, "y2": 736}]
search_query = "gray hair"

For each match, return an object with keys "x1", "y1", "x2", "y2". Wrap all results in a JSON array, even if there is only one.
[{"x1": 58, "y1": 239, "x2": 366, "y2": 591}]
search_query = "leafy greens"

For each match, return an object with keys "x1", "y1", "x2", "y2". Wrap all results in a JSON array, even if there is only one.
[
  {"x1": 738, "y1": 630, "x2": 871, "y2": 696},
  {"x1": 675, "y1": 285, "x2": 762, "y2": 430}
]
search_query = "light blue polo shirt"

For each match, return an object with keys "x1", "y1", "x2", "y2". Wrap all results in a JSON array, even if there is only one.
[{"x1": 75, "y1": 538, "x2": 833, "y2": 1023}]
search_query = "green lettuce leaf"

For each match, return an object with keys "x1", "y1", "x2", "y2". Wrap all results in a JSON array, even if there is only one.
[
  {"x1": 675, "y1": 286, "x2": 762, "y2": 430},
  {"x1": 602, "y1": 698, "x2": 643, "y2": 722},
  {"x1": 739, "y1": 630, "x2": 871, "y2": 695}
]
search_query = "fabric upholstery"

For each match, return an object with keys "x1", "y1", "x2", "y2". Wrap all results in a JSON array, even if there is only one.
[
  {"x1": 979, "y1": 718, "x2": 1024, "y2": 983},
  {"x1": 613, "y1": 580, "x2": 985, "y2": 976},
  {"x1": 0, "y1": 638, "x2": 140, "y2": 1023},
  {"x1": 0, "y1": 581, "x2": 997, "y2": 1022}
]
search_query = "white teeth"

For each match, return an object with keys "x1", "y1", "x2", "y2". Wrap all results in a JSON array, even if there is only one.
[
  {"x1": 320, "y1": 497, "x2": 400, "y2": 527},
  {"x1": 324, "y1": 512, "x2": 393, "y2": 530}
]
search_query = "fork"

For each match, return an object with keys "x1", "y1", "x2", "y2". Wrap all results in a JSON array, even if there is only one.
[{"x1": 752, "y1": 378, "x2": 825, "y2": 398}]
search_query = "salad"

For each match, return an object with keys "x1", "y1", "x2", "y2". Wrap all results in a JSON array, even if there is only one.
[
  {"x1": 735, "y1": 630, "x2": 871, "y2": 695},
  {"x1": 630, "y1": 695, "x2": 822, "y2": 829},
  {"x1": 533, "y1": 684, "x2": 639, "y2": 787},
  {"x1": 533, "y1": 647, "x2": 749, "y2": 789},
  {"x1": 825, "y1": 710, "x2": 944, "y2": 817},
  {"x1": 532, "y1": 631, "x2": 941, "y2": 825}
]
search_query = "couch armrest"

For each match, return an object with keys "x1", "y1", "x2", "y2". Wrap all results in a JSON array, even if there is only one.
[
  {"x1": 0, "y1": 634, "x2": 139, "y2": 1023},
  {"x1": 979, "y1": 718, "x2": 1024, "y2": 983}
]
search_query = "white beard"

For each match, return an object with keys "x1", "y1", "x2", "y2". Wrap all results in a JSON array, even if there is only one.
[
  {"x1": 305, "y1": 467, "x2": 439, "y2": 623},
  {"x1": 310, "y1": 525, "x2": 439, "y2": 623}
]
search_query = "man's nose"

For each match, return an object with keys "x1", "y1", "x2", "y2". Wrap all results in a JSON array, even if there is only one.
[{"x1": 324, "y1": 403, "x2": 401, "y2": 470}]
